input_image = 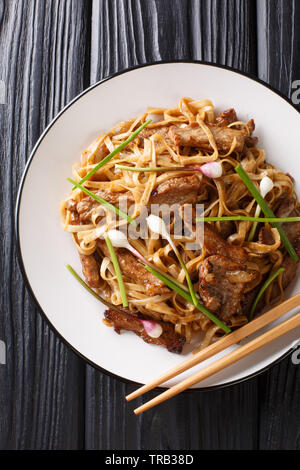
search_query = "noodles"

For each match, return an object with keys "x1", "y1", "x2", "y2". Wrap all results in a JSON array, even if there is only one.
[{"x1": 61, "y1": 97, "x2": 299, "y2": 352}]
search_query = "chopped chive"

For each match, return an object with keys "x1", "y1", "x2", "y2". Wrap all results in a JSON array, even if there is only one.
[
  {"x1": 67, "y1": 177, "x2": 136, "y2": 227},
  {"x1": 74, "y1": 119, "x2": 152, "y2": 189},
  {"x1": 104, "y1": 234, "x2": 128, "y2": 308},
  {"x1": 247, "y1": 205, "x2": 262, "y2": 241},
  {"x1": 144, "y1": 265, "x2": 231, "y2": 333},
  {"x1": 115, "y1": 164, "x2": 199, "y2": 172},
  {"x1": 133, "y1": 246, "x2": 201, "y2": 299},
  {"x1": 195, "y1": 216, "x2": 300, "y2": 223},
  {"x1": 171, "y1": 243, "x2": 198, "y2": 307},
  {"x1": 235, "y1": 164, "x2": 298, "y2": 262},
  {"x1": 249, "y1": 268, "x2": 285, "y2": 321},
  {"x1": 66, "y1": 264, "x2": 103, "y2": 302}
]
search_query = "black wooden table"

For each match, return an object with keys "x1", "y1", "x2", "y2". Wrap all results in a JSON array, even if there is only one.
[{"x1": 0, "y1": 0, "x2": 299, "y2": 450}]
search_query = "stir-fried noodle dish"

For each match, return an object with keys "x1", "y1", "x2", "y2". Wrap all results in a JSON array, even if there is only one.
[{"x1": 61, "y1": 98, "x2": 300, "y2": 354}]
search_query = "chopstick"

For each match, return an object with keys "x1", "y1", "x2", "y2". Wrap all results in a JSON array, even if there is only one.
[
  {"x1": 133, "y1": 310, "x2": 300, "y2": 414},
  {"x1": 126, "y1": 292, "x2": 300, "y2": 402}
]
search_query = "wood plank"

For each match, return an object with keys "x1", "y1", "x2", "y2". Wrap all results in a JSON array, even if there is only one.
[
  {"x1": 257, "y1": 0, "x2": 300, "y2": 98},
  {"x1": 91, "y1": 0, "x2": 257, "y2": 78},
  {"x1": 0, "y1": 0, "x2": 92, "y2": 449},
  {"x1": 256, "y1": 0, "x2": 300, "y2": 450},
  {"x1": 86, "y1": 0, "x2": 258, "y2": 450}
]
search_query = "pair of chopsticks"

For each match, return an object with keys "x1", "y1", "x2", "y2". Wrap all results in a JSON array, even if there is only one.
[{"x1": 126, "y1": 292, "x2": 300, "y2": 414}]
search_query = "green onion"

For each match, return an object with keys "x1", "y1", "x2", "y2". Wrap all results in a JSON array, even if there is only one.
[
  {"x1": 158, "y1": 269, "x2": 201, "y2": 300},
  {"x1": 235, "y1": 164, "x2": 298, "y2": 262},
  {"x1": 248, "y1": 176, "x2": 274, "y2": 242},
  {"x1": 247, "y1": 220, "x2": 258, "y2": 242},
  {"x1": 104, "y1": 234, "x2": 128, "y2": 307},
  {"x1": 146, "y1": 214, "x2": 198, "y2": 307},
  {"x1": 67, "y1": 177, "x2": 136, "y2": 227},
  {"x1": 173, "y1": 246, "x2": 198, "y2": 307},
  {"x1": 66, "y1": 264, "x2": 103, "y2": 302},
  {"x1": 144, "y1": 265, "x2": 231, "y2": 333},
  {"x1": 196, "y1": 216, "x2": 300, "y2": 223},
  {"x1": 115, "y1": 164, "x2": 199, "y2": 172},
  {"x1": 248, "y1": 268, "x2": 285, "y2": 321},
  {"x1": 74, "y1": 119, "x2": 152, "y2": 189}
]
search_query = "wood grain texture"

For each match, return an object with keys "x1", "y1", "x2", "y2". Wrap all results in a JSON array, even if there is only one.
[
  {"x1": 86, "y1": 0, "x2": 259, "y2": 451},
  {"x1": 257, "y1": 0, "x2": 300, "y2": 99},
  {"x1": 256, "y1": 0, "x2": 300, "y2": 450},
  {"x1": 0, "y1": 0, "x2": 92, "y2": 449},
  {"x1": 91, "y1": 0, "x2": 257, "y2": 80}
]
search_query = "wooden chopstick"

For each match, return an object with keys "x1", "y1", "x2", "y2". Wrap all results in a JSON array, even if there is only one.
[
  {"x1": 133, "y1": 310, "x2": 300, "y2": 414},
  {"x1": 126, "y1": 292, "x2": 300, "y2": 402}
]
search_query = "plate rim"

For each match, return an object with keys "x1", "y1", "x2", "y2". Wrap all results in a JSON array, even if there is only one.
[{"x1": 15, "y1": 59, "x2": 297, "y2": 391}]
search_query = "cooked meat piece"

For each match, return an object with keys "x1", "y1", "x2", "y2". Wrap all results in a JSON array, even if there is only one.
[
  {"x1": 70, "y1": 212, "x2": 80, "y2": 224},
  {"x1": 215, "y1": 108, "x2": 238, "y2": 126},
  {"x1": 276, "y1": 198, "x2": 295, "y2": 218},
  {"x1": 97, "y1": 240, "x2": 168, "y2": 296},
  {"x1": 277, "y1": 199, "x2": 300, "y2": 242},
  {"x1": 76, "y1": 199, "x2": 98, "y2": 223},
  {"x1": 258, "y1": 226, "x2": 275, "y2": 245},
  {"x1": 203, "y1": 223, "x2": 248, "y2": 264},
  {"x1": 216, "y1": 111, "x2": 257, "y2": 147},
  {"x1": 104, "y1": 308, "x2": 185, "y2": 353},
  {"x1": 80, "y1": 254, "x2": 101, "y2": 288},
  {"x1": 217, "y1": 220, "x2": 235, "y2": 239},
  {"x1": 65, "y1": 199, "x2": 77, "y2": 212},
  {"x1": 199, "y1": 255, "x2": 254, "y2": 321},
  {"x1": 65, "y1": 199, "x2": 80, "y2": 224},
  {"x1": 95, "y1": 188, "x2": 134, "y2": 206},
  {"x1": 140, "y1": 112, "x2": 256, "y2": 153},
  {"x1": 276, "y1": 199, "x2": 300, "y2": 244},
  {"x1": 245, "y1": 136, "x2": 258, "y2": 148},
  {"x1": 76, "y1": 189, "x2": 134, "y2": 224},
  {"x1": 140, "y1": 125, "x2": 171, "y2": 142},
  {"x1": 246, "y1": 119, "x2": 255, "y2": 135},
  {"x1": 116, "y1": 249, "x2": 168, "y2": 295},
  {"x1": 280, "y1": 239, "x2": 300, "y2": 289},
  {"x1": 168, "y1": 122, "x2": 251, "y2": 153},
  {"x1": 149, "y1": 175, "x2": 200, "y2": 206}
]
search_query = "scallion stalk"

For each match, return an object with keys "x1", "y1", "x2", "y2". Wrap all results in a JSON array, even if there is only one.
[
  {"x1": 235, "y1": 164, "x2": 298, "y2": 262},
  {"x1": 195, "y1": 216, "x2": 300, "y2": 223},
  {"x1": 104, "y1": 234, "x2": 128, "y2": 307},
  {"x1": 172, "y1": 244, "x2": 198, "y2": 307},
  {"x1": 115, "y1": 164, "x2": 200, "y2": 172},
  {"x1": 248, "y1": 268, "x2": 285, "y2": 321},
  {"x1": 247, "y1": 205, "x2": 261, "y2": 242},
  {"x1": 66, "y1": 264, "x2": 103, "y2": 302},
  {"x1": 67, "y1": 177, "x2": 136, "y2": 227},
  {"x1": 74, "y1": 119, "x2": 152, "y2": 188}
]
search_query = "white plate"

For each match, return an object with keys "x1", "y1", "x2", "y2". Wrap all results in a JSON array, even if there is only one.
[{"x1": 16, "y1": 62, "x2": 300, "y2": 389}]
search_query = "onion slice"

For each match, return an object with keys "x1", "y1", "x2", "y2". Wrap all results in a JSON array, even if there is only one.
[
  {"x1": 138, "y1": 319, "x2": 163, "y2": 338},
  {"x1": 200, "y1": 161, "x2": 222, "y2": 178}
]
